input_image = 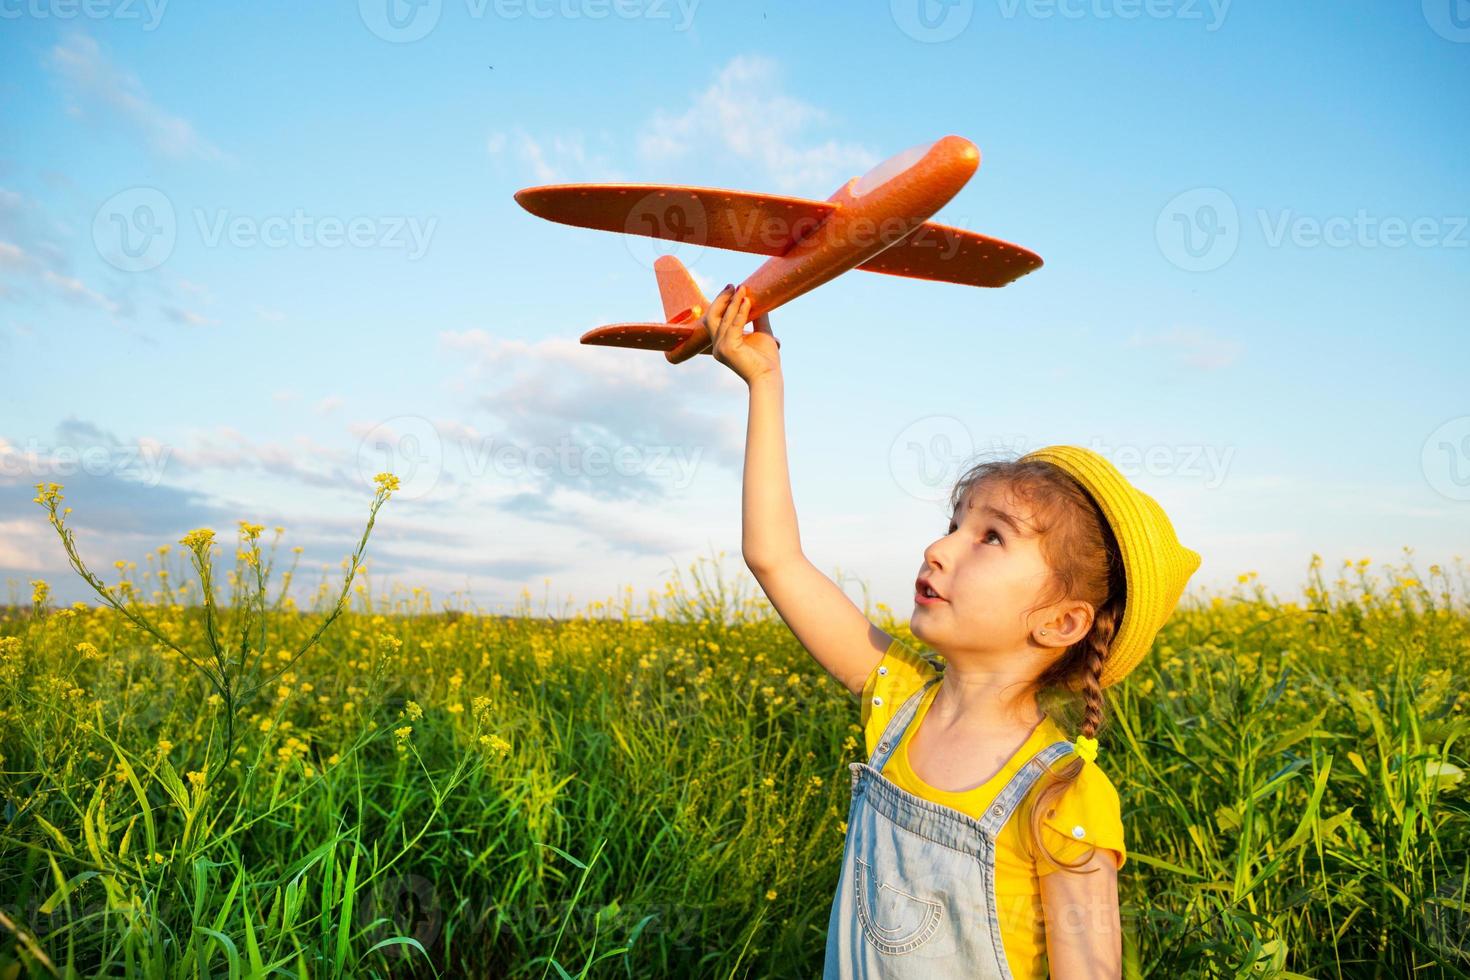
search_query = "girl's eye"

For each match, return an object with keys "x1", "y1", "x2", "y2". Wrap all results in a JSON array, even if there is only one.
[{"x1": 948, "y1": 523, "x2": 1003, "y2": 545}]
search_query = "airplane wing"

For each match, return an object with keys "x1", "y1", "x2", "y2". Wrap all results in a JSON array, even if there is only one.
[
  {"x1": 856, "y1": 220, "x2": 1044, "y2": 287},
  {"x1": 580, "y1": 322, "x2": 704, "y2": 352},
  {"x1": 515, "y1": 184, "x2": 1043, "y2": 286},
  {"x1": 514, "y1": 184, "x2": 837, "y2": 256}
]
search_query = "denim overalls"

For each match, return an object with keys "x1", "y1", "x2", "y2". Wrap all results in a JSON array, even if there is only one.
[{"x1": 824, "y1": 675, "x2": 1077, "y2": 979}]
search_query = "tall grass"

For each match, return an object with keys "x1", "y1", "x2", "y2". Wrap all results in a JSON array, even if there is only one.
[{"x1": 1, "y1": 496, "x2": 1467, "y2": 976}]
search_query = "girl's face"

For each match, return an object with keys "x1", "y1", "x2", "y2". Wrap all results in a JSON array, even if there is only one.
[{"x1": 911, "y1": 480, "x2": 1057, "y2": 654}]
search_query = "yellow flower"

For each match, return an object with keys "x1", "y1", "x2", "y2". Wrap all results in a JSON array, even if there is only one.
[
  {"x1": 187, "y1": 770, "x2": 207, "y2": 789},
  {"x1": 765, "y1": 890, "x2": 778, "y2": 901},
  {"x1": 180, "y1": 528, "x2": 216, "y2": 553},
  {"x1": 394, "y1": 726, "x2": 413, "y2": 741},
  {"x1": 1074, "y1": 735, "x2": 1098, "y2": 763},
  {"x1": 238, "y1": 521, "x2": 265, "y2": 540},
  {"x1": 403, "y1": 700, "x2": 423, "y2": 721},
  {"x1": 30, "y1": 580, "x2": 49, "y2": 606},
  {"x1": 374, "y1": 472, "x2": 401, "y2": 495},
  {"x1": 479, "y1": 734, "x2": 511, "y2": 755}
]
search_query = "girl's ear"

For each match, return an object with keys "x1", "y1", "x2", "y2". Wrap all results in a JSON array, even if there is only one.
[{"x1": 1038, "y1": 601, "x2": 1095, "y2": 647}]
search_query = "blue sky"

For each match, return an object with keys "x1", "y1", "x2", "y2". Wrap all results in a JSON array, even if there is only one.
[{"x1": 2, "y1": 0, "x2": 1467, "y2": 614}]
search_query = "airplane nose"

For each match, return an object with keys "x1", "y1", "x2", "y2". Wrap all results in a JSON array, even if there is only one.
[{"x1": 940, "y1": 134, "x2": 979, "y2": 164}]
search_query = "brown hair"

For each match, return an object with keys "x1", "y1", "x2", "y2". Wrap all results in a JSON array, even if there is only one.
[{"x1": 947, "y1": 453, "x2": 1126, "y2": 875}]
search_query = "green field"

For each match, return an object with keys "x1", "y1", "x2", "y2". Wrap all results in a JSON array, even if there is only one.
[{"x1": 2, "y1": 481, "x2": 1468, "y2": 978}]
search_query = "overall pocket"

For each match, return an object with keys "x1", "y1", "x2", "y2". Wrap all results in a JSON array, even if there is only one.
[{"x1": 853, "y1": 855, "x2": 945, "y2": 955}]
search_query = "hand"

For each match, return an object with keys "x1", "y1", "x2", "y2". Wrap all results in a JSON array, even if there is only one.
[{"x1": 705, "y1": 284, "x2": 782, "y2": 384}]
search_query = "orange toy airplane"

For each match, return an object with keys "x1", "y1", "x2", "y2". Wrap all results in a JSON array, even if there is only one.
[{"x1": 513, "y1": 135, "x2": 1042, "y2": 364}]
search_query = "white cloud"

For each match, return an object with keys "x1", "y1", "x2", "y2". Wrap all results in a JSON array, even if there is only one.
[
  {"x1": 48, "y1": 34, "x2": 226, "y2": 162},
  {"x1": 433, "y1": 330, "x2": 742, "y2": 536},
  {"x1": 488, "y1": 127, "x2": 621, "y2": 183},
  {"x1": 43, "y1": 269, "x2": 121, "y2": 316},
  {"x1": 635, "y1": 55, "x2": 879, "y2": 192},
  {"x1": 492, "y1": 56, "x2": 876, "y2": 194},
  {"x1": 162, "y1": 305, "x2": 217, "y2": 327}
]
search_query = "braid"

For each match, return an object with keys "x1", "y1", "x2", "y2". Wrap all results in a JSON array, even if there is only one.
[
  {"x1": 1077, "y1": 613, "x2": 1113, "y2": 741},
  {"x1": 1022, "y1": 595, "x2": 1123, "y2": 876}
]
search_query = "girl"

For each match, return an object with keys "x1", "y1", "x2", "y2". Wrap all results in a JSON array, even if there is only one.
[{"x1": 700, "y1": 284, "x2": 1201, "y2": 979}]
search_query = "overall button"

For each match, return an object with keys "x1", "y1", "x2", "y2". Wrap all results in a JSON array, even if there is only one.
[
  {"x1": 872, "y1": 696, "x2": 883, "y2": 706},
  {"x1": 877, "y1": 666, "x2": 889, "y2": 676},
  {"x1": 1072, "y1": 825, "x2": 1086, "y2": 839},
  {"x1": 991, "y1": 804, "x2": 1004, "y2": 816}
]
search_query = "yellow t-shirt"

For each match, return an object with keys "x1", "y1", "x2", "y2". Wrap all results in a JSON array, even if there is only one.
[{"x1": 859, "y1": 636, "x2": 1126, "y2": 979}]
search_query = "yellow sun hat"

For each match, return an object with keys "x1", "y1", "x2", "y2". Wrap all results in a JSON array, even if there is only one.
[{"x1": 1018, "y1": 445, "x2": 1202, "y2": 689}]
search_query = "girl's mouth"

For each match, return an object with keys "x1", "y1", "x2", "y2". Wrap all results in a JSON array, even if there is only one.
[{"x1": 915, "y1": 589, "x2": 946, "y2": 606}]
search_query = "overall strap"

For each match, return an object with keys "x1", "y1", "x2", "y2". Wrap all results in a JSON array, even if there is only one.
[
  {"x1": 976, "y1": 740, "x2": 1077, "y2": 836},
  {"x1": 868, "y1": 676, "x2": 942, "y2": 772}
]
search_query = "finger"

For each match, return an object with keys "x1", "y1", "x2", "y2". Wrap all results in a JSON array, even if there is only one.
[
  {"x1": 724, "y1": 288, "x2": 747, "y2": 332},
  {"x1": 732, "y1": 298, "x2": 750, "y2": 333},
  {"x1": 708, "y1": 284, "x2": 734, "y2": 323},
  {"x1": 752, "y1": 313, "x2": 772, "y2": 335}
]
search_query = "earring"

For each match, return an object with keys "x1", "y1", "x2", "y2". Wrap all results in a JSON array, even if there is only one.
[{"x1": 1039, "y1": 629, "x2": 1048, "y2": 636}]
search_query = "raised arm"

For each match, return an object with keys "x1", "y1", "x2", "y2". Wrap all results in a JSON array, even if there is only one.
[{"x1": 705, "y1": 285, "x2": 892, "y2": 697}]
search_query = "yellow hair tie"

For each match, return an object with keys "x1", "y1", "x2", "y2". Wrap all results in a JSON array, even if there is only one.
[{"x1": 1074, "y1": 735, "x2": 1098, "y2": 763}]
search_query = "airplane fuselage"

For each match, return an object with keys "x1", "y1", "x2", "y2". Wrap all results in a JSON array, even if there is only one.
[{"x1": 666, "y1": 135, "x2": 980, "y2": 361}]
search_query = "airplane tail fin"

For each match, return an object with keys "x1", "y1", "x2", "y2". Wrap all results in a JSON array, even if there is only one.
[
  {"x1": 578, "y1": 255, "x2": 715, "y2": 356},
  {"x1": 654, "y1": 254, "x2": 708, "y2": 325}
]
